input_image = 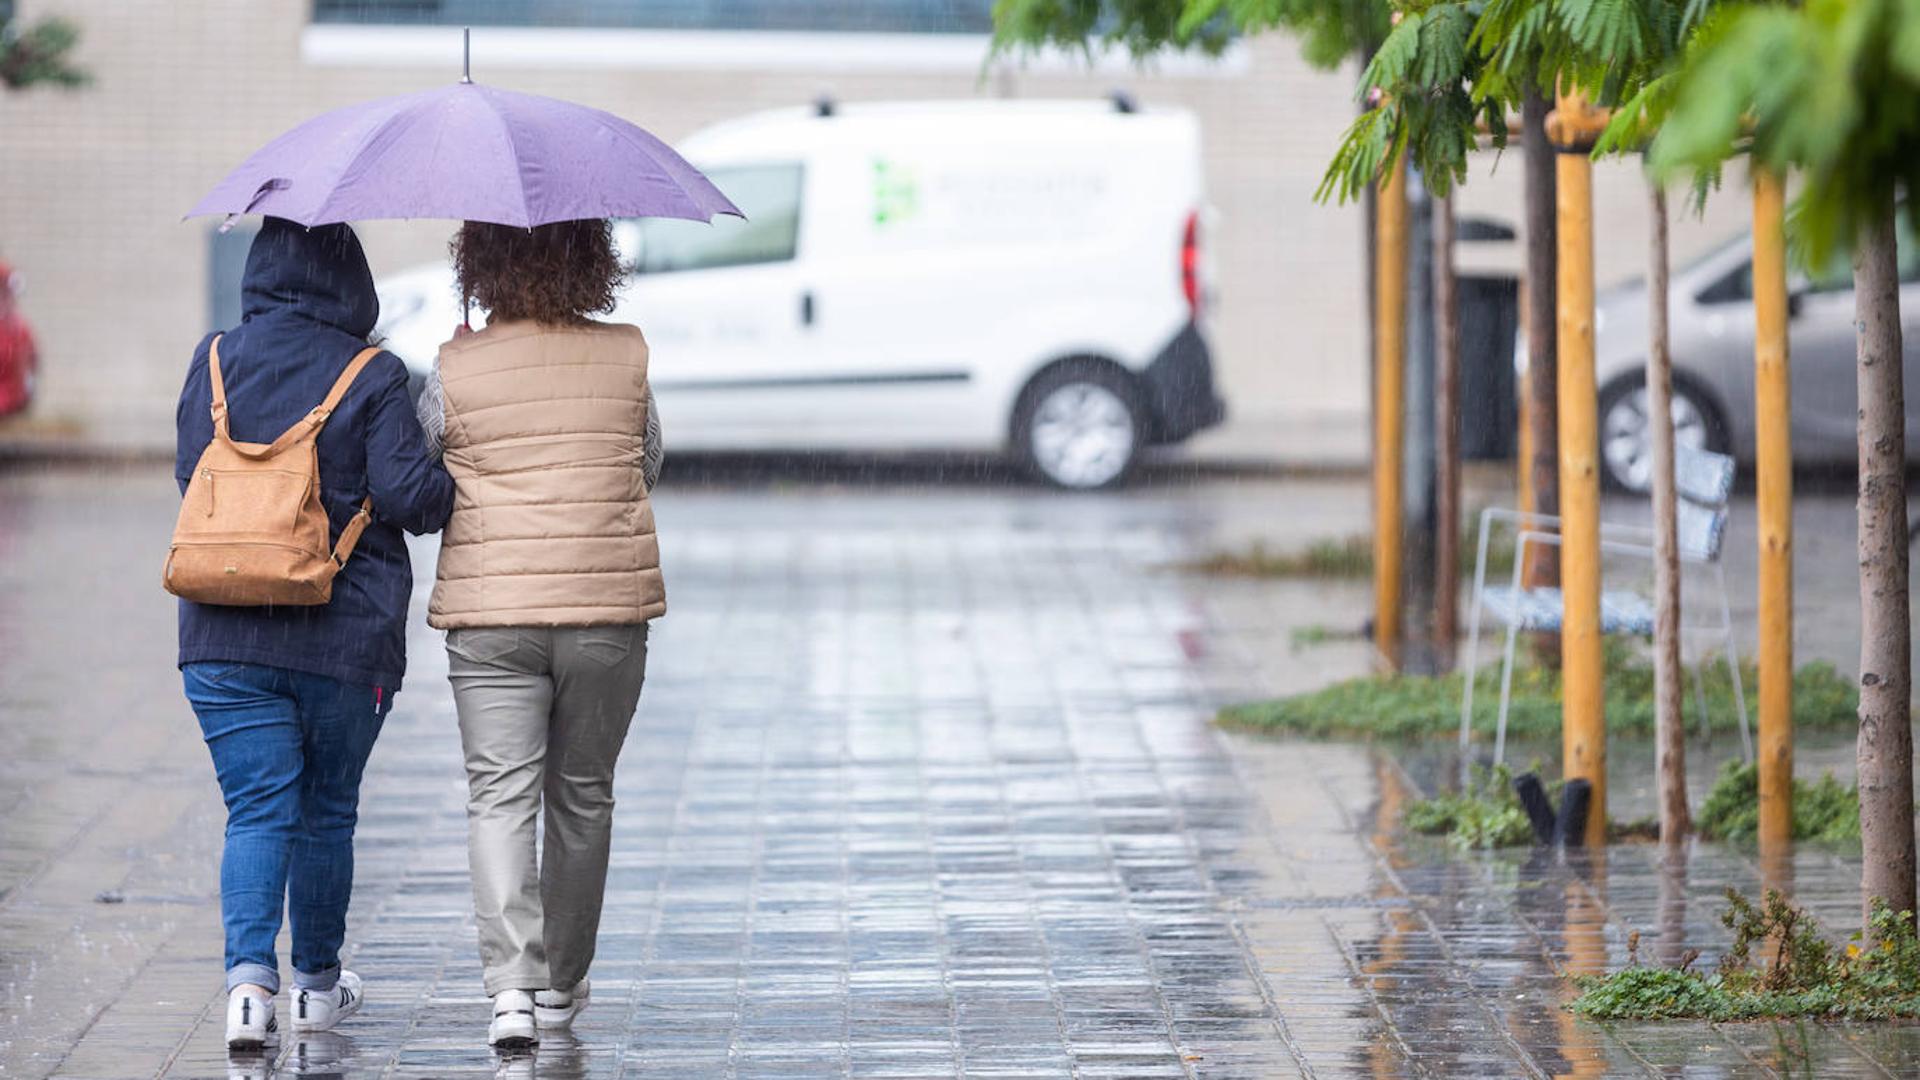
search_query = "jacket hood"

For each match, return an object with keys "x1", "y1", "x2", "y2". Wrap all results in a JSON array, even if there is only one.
[{"x1": 240, "y1": 217, "x2": 379, "y2": 337}]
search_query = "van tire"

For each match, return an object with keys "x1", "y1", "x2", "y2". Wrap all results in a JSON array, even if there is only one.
[{"x1": 1012, "y1": 361, "x2": 1146, "y2": 491}]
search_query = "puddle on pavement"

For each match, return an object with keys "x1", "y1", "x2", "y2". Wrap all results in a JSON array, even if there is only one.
[{"x1": 1226, "y1": 726, "x2": 1915, "y2": 1075}]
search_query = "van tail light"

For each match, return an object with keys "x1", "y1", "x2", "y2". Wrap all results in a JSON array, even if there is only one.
[{"x1": 1180, "y1": 210, "x2": 1201, "y2": 320}]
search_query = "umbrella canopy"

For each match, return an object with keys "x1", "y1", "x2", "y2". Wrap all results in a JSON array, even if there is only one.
[{"x1": 189, "y1": 81, "x2": 741, "y2": 228}]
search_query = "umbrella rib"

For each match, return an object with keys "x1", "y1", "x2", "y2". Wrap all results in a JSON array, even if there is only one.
[
  {"x1": 588, "y1": 112, "x2": 714, "y2": 217},
  {"x1": 481, "y1": 88, "x2": 535, "y2": 228},
  {"x1": 309, "y1": 94, "x2": 432, "y2": 224}
]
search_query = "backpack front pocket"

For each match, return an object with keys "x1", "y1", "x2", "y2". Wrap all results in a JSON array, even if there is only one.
[{"x1": 181, "y1": 468, "x2": 311, "y2": 537}]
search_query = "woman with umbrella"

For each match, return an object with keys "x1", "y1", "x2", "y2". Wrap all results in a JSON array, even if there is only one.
[
  {"x1": 416, "y1": 217, "x2": 668, "y2": 1049},
  {"x1": 172, "y1": 217, "x2": 456, "y2": 1051},
  {"x1": 189, "y1": 64, "x2": 738, "y2": 1054}
]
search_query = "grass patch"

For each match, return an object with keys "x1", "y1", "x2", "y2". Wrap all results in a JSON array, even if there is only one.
[
  {"x1": 1695, "y1": 760, "x2": 1860, "y2": 844},
  {"x1": 1572, "y1": 890, "x2": 1920, "y2": 1021},
  {"x1": 1218, "y1": 640, "x2": 1857, "y2": 740},
  {"x1": 1179, "y1": 523, "x2": 1515, "y2": 582},
  {"x1": 1403, "y1": 765, "x2": 1536, "y2": 850},
  {"x1": 1288, "y1": 623, "x2": 1364, "y2": 650},
  {"x1": 1183, "y1": 536, "x2": 1372, "y2": 579},
  {"x1": 1401, "y1": 765, "x2": 1662, "y2": 849}
]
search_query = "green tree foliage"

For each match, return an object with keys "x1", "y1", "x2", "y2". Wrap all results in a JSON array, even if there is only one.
[
  {"x1": 1180, "y1": 0, "x2": 1392, "y2": 67},
  {"x1": 1317, "y1": 2, "x2": 1501, "y2": 204},
  {"x1": 992, "y1": 0, "x2": 1228, "y2": 57},
  {"x1": 1319, "y1": 0, "x2": 1706, "y2": 204},
  {"x1": 989, "y1": 0, "x2": 1389, "y2": 71},
  {"x1": 0, "y1": 12, "x2": 89, "y2": 91},
  {"x1": 1649, "y1": 0, "x2": 1920, "y2": 267}
]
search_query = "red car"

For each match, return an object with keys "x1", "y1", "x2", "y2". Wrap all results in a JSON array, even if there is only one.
[{"x1": 0, "y1": 261, "x2": 36, "y2": 418}]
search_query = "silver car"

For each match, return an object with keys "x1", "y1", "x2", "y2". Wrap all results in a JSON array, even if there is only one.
[{"x1": 1591, "y1": 227, "x2": 1920, "y2": 491}]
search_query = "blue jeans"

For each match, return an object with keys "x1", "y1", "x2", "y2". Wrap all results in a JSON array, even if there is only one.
[{"x1": 184, "y1": 662, "x2": 392, "y2": 994}]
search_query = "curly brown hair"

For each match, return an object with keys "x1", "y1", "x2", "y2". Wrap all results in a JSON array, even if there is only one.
[{"x1": 451, "y1": 218, "x2": 623, "y2": 325}]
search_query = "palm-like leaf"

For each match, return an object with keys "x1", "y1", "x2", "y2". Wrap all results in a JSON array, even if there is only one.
[
  {"x1": 1650, "y1": 0, "x2": 1918, "y2": 266},
  {"x1": 994, "y1": 0, "x2": 1389, "y2": 69}
]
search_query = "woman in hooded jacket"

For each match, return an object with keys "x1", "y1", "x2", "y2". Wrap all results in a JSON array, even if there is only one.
[
  {"x1": 414, "y1": 218, "x2": 663, "y2": 1050},
  {"x1": 175, "y1": 217, "x2": 454, "y2": 1050}
]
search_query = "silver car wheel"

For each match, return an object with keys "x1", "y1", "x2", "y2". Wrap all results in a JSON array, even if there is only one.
[
  {"x1": 1601, "y1": 384, "x2": 1711, "y2": 492},
  {"x1": 1030, "y1": 381, "x2": 1137, "y2": 489}
]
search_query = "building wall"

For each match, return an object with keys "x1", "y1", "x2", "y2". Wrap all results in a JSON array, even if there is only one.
[{"x1": 0, "y1": 1, "x2": 1750, "y2": 460}]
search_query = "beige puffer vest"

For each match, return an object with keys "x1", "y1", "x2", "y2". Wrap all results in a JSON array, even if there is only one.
[{"x1": 427, "y1": 319, "x2": 665, "y2": 629}]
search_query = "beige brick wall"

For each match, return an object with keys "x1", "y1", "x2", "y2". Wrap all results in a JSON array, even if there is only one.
[{"x1": 0, "y1": 1, "x2": 1750, "y2": 459}]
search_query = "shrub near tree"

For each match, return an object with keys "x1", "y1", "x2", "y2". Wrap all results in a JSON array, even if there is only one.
[{"x1": 1576, "y1": 892, "x2": 1920, "y2": 1021}]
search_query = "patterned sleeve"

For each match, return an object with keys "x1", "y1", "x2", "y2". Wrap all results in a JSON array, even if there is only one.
[
  {"x1": 643, "y1": 384, "x2": 664, "y2": 491},
  {"x1": 414, "y1": 362, "x2": 446, "y2": 458}
]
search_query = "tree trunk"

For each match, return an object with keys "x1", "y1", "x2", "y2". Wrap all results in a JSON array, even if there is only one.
[
  {"x1": 1521, "y1": 90, "x2": 1560, "y2": 600},
  {"x1": 1433, "y1": 192, "x2": 1461, "y2": 669},
  {"x1": 1656, "y1": 847, "x2": 1689, "y2": 969},
  {"x1": 1646, "y1": 181, "x2": 1689, "y2": 844},
  {"x1": 1855, "y1": 193, "x2": 1915, "y2": 931}
]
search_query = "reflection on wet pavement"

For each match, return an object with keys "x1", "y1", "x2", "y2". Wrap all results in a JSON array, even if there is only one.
[{"x1": 3, "y1": 465, "x2": 1917, "y2": 1077}]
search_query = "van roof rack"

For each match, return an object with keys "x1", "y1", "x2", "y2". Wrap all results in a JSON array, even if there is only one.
[
  {"x1": 1110, "y1": 90, "x2": 1137, "y2": 114},
  {"x1": 814, "y1": 95, "x2": 837, "y2": 118}
]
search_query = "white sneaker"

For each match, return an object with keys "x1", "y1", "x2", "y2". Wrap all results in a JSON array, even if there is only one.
[
  {"x1": 489, "y1": 989, "x2": 538, "y2": 1050},
  {"x1": 534, "y1": 979, "x2": 589, "y2": 1028},
  {"x1": 225, "y1": 987, "x2": 278, "y2": 1051},
  {"x1": 291, "y1": 970, "x2": 363, "y2": 1032}
]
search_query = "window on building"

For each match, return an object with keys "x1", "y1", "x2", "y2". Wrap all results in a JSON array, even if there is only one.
[
  {"x1": 622, "y1": 164, "x2": 804, "y2": 275},
  {"x1": 312, "y1": 1, "x2": 996, "y2": 34}
]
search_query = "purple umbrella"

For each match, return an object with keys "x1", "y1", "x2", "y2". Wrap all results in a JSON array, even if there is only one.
[{"x1": 188, "y1": 80, "x2": 741, "y2": 228}]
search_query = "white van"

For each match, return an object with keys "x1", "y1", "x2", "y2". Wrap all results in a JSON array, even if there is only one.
[{"x1": 375, "y1": 98, "x2": 1224, "y2": 489}]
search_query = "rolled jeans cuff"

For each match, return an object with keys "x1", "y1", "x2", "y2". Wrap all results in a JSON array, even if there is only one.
[
  {"x1": 294, "y1": 963, "x2": 340, "y2": 992},
  {"x1": 226, "y1": 962, "x2": 280, "y2": 996}
]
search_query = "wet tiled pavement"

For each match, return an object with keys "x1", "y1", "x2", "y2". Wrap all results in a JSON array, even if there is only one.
[{"x1": 3, "y1": 464, "x2": 1920, "y2": 1078}]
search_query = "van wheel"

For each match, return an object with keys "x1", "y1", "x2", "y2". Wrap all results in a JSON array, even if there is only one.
[{"x1": 1014, "y1": 363, "x2": 1145, "y2": 490}]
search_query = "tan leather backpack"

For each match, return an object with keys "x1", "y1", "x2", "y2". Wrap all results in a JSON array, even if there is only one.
[{"x1": 163, "y1": 335, "x2": 379, "y2": 606}]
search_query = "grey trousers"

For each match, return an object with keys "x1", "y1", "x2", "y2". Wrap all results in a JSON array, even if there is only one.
[{"x1": 447, "y1": 624, "x2": 648, "y2": 995}]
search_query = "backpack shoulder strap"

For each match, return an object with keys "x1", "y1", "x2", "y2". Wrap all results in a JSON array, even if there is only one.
[
  {"x1": 314, "y1": 348, "x2": 382, "y2": 569},
  {"x1": 220, "y1": 344, "x2": 384, "y2": 460},
  {"x1": 315, "y1": 346, "x2": 383, "y2": 420}
]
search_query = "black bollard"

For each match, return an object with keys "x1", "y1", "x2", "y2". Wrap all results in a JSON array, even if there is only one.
[
  {"x1": 1556, "y1": 778, "x2": 1593, "y2": 849},
  {"x1": 1512, "y1": 772, "x2": 1558, "y2": 845}
]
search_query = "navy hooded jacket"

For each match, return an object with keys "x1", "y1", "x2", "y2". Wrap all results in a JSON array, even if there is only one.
[{"x1": 176, "y1": 218, "x2": 454, "y2": 691}]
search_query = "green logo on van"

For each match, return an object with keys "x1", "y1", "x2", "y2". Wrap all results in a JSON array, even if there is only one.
[{"x1": 872, "y1": 158, "x2": 919, "y2": 228}]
